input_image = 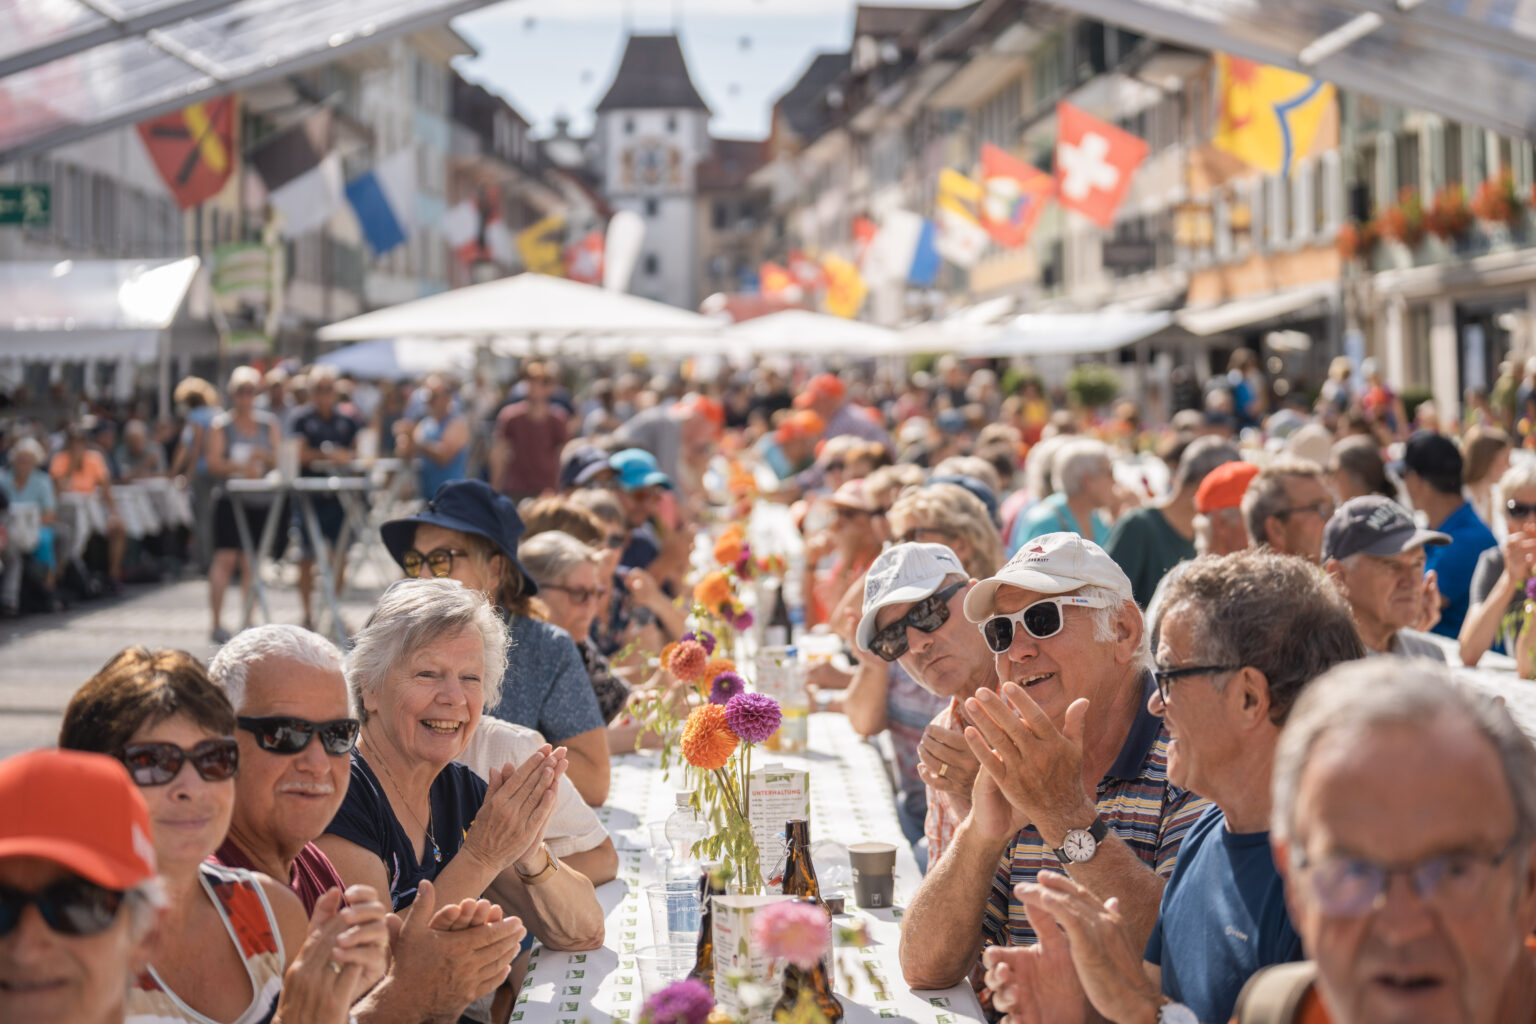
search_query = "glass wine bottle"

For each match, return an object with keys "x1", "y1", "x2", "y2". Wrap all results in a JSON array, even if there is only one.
[
  {"x1": 771, "y1": 899, "x2": 843, "y2": 1022},
  {"x1": 780, "y1": 818, "x2": 825, "y2": 908},
  {"x1": 688, "y1": 863, "x2": 728, "y2": 991}
]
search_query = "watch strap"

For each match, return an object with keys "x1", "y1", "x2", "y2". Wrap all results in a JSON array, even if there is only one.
[
  {"x1": 515, "y1": 843, "x2": 559, "y2": 886},
  {"x1": 1052, "y1": 816, "x2": 1109, "y2": 866}
]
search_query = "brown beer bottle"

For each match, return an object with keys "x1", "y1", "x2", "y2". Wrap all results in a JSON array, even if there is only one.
[
  {"x1": 779, "y1": 819, "x2": 825, "y2": 908},
  {"x1": 687, "y1": 863, "x2": 728, "y2": 990},
  {"x1": 771, "y1": 899, "x2": 843, "y2": 1022}
]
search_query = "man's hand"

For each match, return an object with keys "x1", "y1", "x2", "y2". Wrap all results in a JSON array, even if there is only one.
[
  {"x1": 967, "y1": 757, "x2": 1030, "y2": 843},
  {"x1": 1017, "y1": 873, "x2": 1164, "y2": 1024},
  {"x1": 379, "y1": 879, "x2": 527, "y2": 1022},
  {"x1": 326, "y1": 884, "x2": 392, "y2": 997},
  {"x1": 962, "y1": 683, "x2": 1096, "y2": 847},
  {"x1": 916, "y1": 720, "x2": 980, "y2": 811},
  {"x1": 274, "y1": 891, "x2": 364, "y2": 1024},
  {"x1": 982, "y1": 899, "x2": 1096, "y2": 1024}
]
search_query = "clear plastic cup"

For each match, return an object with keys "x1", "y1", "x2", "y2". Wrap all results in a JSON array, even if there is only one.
[
  {"x1": 646, "y1": 881, "x2": 702, "y2": 944},
  {"x1": 635, "y1": 943, "x2": 697, "y2": 999}
]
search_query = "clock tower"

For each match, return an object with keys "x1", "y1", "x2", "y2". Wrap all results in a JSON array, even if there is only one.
[{"x1": 593, "y1": 34, "x2": 711, "y2": 309}]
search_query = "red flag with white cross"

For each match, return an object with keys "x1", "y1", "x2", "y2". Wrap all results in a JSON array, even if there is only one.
[{"x1": 1053, "y1": 101, "x2": 1149, "y2": 229}]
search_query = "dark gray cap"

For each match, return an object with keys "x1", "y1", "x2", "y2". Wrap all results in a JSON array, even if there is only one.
[{"x1": 1323, "y1": 495, "x2": 1450, "y2": 562}]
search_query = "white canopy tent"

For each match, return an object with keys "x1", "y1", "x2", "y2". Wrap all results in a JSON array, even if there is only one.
[
  {"x1": 899, "y1": 296, "x2": 1018, "y2": 352},
  {"x1": 315, "y1": 338, "x2": 477, "y2": 380},
  {"x1": 316, "y1": 273, "x2": 723, "y2": 354},
  {"x1": 723, "y1": 309, "x2": 908, "y2": 357},
  {"x1": 963, "y1": 311, "x2": 1175, "y2": 357}
]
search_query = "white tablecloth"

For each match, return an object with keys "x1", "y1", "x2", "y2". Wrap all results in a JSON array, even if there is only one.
[{"x1": 510, "y1": 713, "x2": 986, "y2": 1023}]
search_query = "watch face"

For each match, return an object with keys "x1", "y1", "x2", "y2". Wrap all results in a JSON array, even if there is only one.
[{"x1": 1061, "y1": 829, "x2": 1098, "y2": 863}]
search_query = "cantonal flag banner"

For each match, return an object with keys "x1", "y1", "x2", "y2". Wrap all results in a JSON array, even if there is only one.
[
  {"x1": 934, "y1": 167, "x2": 988, "y2": 268},
  {"x1": 137, "y1": 96, "x2": 237, "y2": 210},
  {"x1": 1054, "y1": 101, "x2": 1149, "y2": 229},
  {"x1": 979, "y1": 143, "x2": 1055, "y2": 248}
]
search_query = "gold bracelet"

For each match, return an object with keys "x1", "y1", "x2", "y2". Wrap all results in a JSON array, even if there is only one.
[{"x1": 515, "y1": 844, "x2": 559, "y2": 886}]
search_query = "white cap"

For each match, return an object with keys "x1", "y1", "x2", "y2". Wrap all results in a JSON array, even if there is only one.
[
  {"x1": 963, "y1": 532, "x2": 1133, "y2": 623},
  {"x1": 856, "y1": 543, "x2": 967, "y2": 652}
]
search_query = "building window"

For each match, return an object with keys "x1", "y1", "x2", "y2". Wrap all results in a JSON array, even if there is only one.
[
  {"x1": 643, "y1": 253, "x2": 659, "y2": 276},
  {"x1": 666, "y1": 114, "x2": 677, "y2": 133},
  {"x1": 712, "y1": 201, "x2": 728, "y2": 229},
  {"x1": 645, "y1": 197, "x2": 659, "y2": 217},
  {"x1": 624, "y1": 117, "x2": 635, "y2": 135}
]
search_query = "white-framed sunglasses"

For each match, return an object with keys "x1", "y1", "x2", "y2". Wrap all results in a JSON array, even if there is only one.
[{"x1": 980, "y1": 593, "x2": 1115, "y2": 653}]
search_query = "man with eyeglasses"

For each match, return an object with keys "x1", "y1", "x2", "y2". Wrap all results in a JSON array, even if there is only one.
[
  {"x1": 1241, "y1": 458, "x2": 1336, "y2": 564},
  {"x1": 1323, "y1": 496, "x2": 1450, "y2": 660},
  {"x1": 0, "y1": 747, "x2": 162, "y2": 1024},
  {"x1": 1397, "y1": 431, "x2": 1497, "y2": 641},
  {"x1": 984, "y1": 550, "x2": 1364, "y2": 1024},
  {"x1": 895, "y1": 532, "x2": 1208, "y2": 997},
  {"x1": 208, "y1": 624, "x2": 527, "y2": 1023},
  {"x1": 1245, "y1": 658, "x2": 1536, "y2": 1024}
]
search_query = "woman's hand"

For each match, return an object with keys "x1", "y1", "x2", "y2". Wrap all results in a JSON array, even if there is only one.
[
  {"x1": 273, "y1": 889, "x2": 369, "y2": 1024},
  {"x1": 461, "y1": 744, "x2": 567, "y2": 874},
  {"x1": 325, "y1": 884, "x2": 392, "y2": 997}
]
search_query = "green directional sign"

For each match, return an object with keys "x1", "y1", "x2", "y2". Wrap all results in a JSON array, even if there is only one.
[{"x1": 0, "y1": 183, "x2": 50, "y2": 227}]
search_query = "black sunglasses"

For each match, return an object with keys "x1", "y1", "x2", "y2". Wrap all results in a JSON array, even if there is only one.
[
  {"x1": 238, "y1": 715, "x2": 360, "y2": 756},
  {"x1": 118, "y1": 738, "x2": 239, "y2": 786},
  {"x1": 869, "y1": 582, "x2": 963, "y2": 662},
  {"x1": 0, "y1": 877, "x2": 126, "y2": 937},
  {"x1": 401, "y1": 547, "x2": 469, "y2": 578},
  {"x1": 1508, "y1": 500, "x2": 1536, "y2": 520},
  {"x1": 1154, "y1": 664, "x2": 1241, "y2": 703}
]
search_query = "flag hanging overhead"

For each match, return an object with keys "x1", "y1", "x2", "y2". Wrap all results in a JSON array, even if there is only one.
[
  {"x1": 249, "y1": 111, "x2": 343, "y2": 238},
  {"x1": 820, "y1": 253, "x2": 867, "y2": 319},
  {"x1": 345, "y1": 149, "x2": 416, "y2": 255},
  {"x1": 1054, "y1": 102, "x2": 1149, "y2": 229},
  {"x1": 760, "y1": 261, "x2": 801, "y2": 301},
  {"x1": 137, "y1": 96, "x2": 237, "y2": 210},
  {"x1": 935, "y1": 167, "x2": 989, "y2": 268},
  {"x1": 1213, "y1": 54, "x2": 1335, "y2": 178},
  {"x1": 565, "y1": 229, "x2": 605, "y2": 284},
  {"x1": 980, "y1": 143, "x2": 1055, "y2": 248}
]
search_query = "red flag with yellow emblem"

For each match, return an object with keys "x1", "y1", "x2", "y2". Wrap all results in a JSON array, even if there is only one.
[{"x1": 137, "y1": 96, "x2": 237, "y2": 210}]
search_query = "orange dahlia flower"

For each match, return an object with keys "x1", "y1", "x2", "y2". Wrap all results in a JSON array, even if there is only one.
[
  {"x1": 714, "y1": 525, "x2": 745, "y2": 566},
  {"x1": 702, "y1": 657, "x2": 737, "y2": 683},
  {"x1": 681, "y1": 704, "x2": 739, "y2": 770},
  {"x1": 694, "y1": 571, "x2": 734, "y2": 613},
  {"x1": 668, "y1": 640, "x2": 708, "y2": 683}
]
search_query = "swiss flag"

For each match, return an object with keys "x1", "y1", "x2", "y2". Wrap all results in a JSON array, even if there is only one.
[
  {"x1": 565, "y1": 230, "x2": 604, "y2": 284},
  {"x1": 1053, "y1": 102, "x2": 1149, "y2": 229},
  {"x1": 980, "y1": 143, "x2": 1055, "y2": 248}
]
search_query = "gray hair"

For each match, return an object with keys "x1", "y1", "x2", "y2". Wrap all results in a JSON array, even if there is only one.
[
  {"x1": 1499, "y1": 460, "x2": 1536, "y2": 502},
  {"x1": 932, "y1": 455, "x2": 1003, "y2": 497},
  {"x1": 10, "y1": 436, "x2": 45, "y2": 464},
  {"x1": 566, "y1": 488, "x2": 624, "y2": 527},
  {"x1": 1157, "y1": 550, "x2": 1364, "y2": 725},
  {"x1": 1173, "y1": 437, "x2": 1241, "y2": 493},
  {"x1": 1272, "y1": 659, "x2": 1536, "y2": 843},
  {"x1": 1242, "y1": 457, "x2": 1326, "y2": 547},
  {"x1": 208, "y1": 624, "x2": 349, "y2": 715},
  {"x1": 1024, "y1": 434, "x2": 1072, "y2": 500},
  {"x1": 519, "y1": 530, "x2": 602, "y2": 587},
  {"x1": 1051, "y1": 439, "x2": 1113, "y2": 497},
  {"x1": 1072, "y1": 583, "x2": 1152, "y2": 674},
  {"x1": 346, "y1": 579, "x2": 509, "y2": 724}
]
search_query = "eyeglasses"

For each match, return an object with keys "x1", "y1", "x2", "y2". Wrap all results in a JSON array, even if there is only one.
[
  {"x1": 869, "y1": 582, "x2": 964, "y2": 662},
  {"x1": 604, "y1": 534, "x2": 627, "y2": 550},
  {"x1": 1154, "y1": 664, "x2": 1241, "y2": 704},
  {"x1": 401, "y1": 547, "x2": 469, "y2": 578},
  {"x1": 981, "y1": 594, "x2": 1115, "y2": 653},
  {"x1": 1274, "y1": 499, "x2": 1336, "y2": 521},
  {"x1": 1508, "y1": 500, "x2": 1536, "y2": 520},
  {"x1": 118, "y1": 738, "x2": 239, "y2": 786},
  {"x1": 1294, "y1": 839, "x2": 1522, "y2": 917},
  {"x1": 824, "y1": 461, "x2": 846, "y2": 474},
  {"x1": 0, "y1": 877, "x2": 126, "y2": 938},
  {"x1": 542, "y1": 582, "x2": 603, "y2": 605},
  {"x1": 237, "y1": 715, "x2": 360, "y2": 756},
  {"x1": 834, "y1": 507, "x2": 871, "y2": 521}
]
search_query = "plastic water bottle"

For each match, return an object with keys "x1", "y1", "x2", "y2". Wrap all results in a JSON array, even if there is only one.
[{"x1": 665, "y1": 792, "x2": 709, "y2": 871}]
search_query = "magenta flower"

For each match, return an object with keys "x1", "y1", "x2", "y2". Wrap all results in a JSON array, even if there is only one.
[
  {"x1": 709, "y1": 670, "x2": 747, "y2": 705},
  {"x1": 639, "y1": 978, "x2": 714, "y2": 1024},
  {"x1": 682, "y1": 629, "x2": 718, "y2": 655},
  {"x1": 731, "y1": 609, "x2": 754, "y2": 631},
  {"x1": 724, "y1": 691, "x2": 782, "y2": 744},
  {"x1": 735, "y1": 549, "x2": 754, "y2": 578},
  {"x1": 1526, "y1": 576, "x2": 1536, "y2": 601},
  {"x1": 753, "y1": 900, "x2": 831, "y2": 970}
]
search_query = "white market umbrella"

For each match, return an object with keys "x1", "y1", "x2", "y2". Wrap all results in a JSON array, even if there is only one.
[
  {"x1": 316, "y1": 273, "x2": 721, "y2": 348},
  {"x1": 315, "y1": 338, "x2": 475, "y2": 380},
  {"x1": 725, "y1": 309, "x2": 902, "y2": 357}
]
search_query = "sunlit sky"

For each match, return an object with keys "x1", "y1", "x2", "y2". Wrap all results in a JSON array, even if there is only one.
[{"x1": 454, "y1": 0, "x2": 967, "y2": 141}]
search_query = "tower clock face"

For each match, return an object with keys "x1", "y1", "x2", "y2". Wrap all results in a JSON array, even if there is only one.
[
  {"x1": 621, "y1": 137, "x2": 681, "y2": 191},
  {"x1": 636, "y1": 144, "x2": 666, "y2": 186}
]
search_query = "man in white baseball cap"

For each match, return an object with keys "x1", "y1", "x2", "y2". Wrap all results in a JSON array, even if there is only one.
[
  {"x1": 898, "y1": 532, "x2": 1208, "y2": 1002},
  {"x1": 857, "y1": 542, "x2": 1004, "y2": 871}
]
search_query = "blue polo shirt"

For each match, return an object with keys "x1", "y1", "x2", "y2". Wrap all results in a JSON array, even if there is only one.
[{"x1": 1425, "y1": 501, "x2": 1497, "y2": 640}]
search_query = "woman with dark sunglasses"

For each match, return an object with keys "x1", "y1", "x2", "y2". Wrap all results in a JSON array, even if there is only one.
[
  {"x1": 1461, "y1": 461, "x2": 1536, "y2": 667},
  {"x1": 58, "y1": 647, "x2": 388, "y2": 1024}
]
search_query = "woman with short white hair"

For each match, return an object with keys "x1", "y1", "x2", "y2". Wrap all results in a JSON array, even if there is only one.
[
  {"x1": 0, "y1": 434, "x2": 58, "y2": 614},
  {"x1": 1006, "y1": 438, "x2": 1116, "y2": 555}
]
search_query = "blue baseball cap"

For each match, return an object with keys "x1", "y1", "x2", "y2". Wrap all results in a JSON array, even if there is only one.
[
  {"x1": 610, "y1": 448, "x2": 673, "y2": 491},
  {"x1": 380, "y1": 479, "x2": 539, "y2": 596}
]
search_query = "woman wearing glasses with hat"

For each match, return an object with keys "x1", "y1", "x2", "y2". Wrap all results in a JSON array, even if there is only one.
[
  {"x1": 57, "y1": 647, "x2": 391, "y2": 1024},
  {"x1": 1460, "y1": 460, "x2": 1536, "y2": 668},
  {"x1": 381, "y1": 480, "x2": 611, "y2": 806}
]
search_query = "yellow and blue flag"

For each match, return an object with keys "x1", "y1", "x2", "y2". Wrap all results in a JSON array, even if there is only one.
[{"x1": 1213, "y1": 54, "x2": 1335, "y2": 178}]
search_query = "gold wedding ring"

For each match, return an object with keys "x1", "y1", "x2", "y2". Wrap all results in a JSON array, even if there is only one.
[
  {"x1": 328, "y1": 961, "x2": 342, "y2": 976},
  {"x1": 938, "y1": 762, "x2": 949, "y2": 778}
]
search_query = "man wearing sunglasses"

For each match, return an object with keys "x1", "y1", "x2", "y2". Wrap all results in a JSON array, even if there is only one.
[
  {"x1": 1323, "y1": 495, "x2": 1451, "y2": 660},
  {"x1": 1250, "y1": 660, "x2": 1536, "y2": 1024},
  {"x1": 986, "y1": 550, "x2": 1364, "y2": 1024},
  {"x1": 0, "y1": 748, "x2": 162, "y2": 1024},
  {"x1": 209, "y1": 625, "x2": 524, "y2": 1024},
  {"x1": 897, "y1": 533, "x2": 1208, "y2": 998}
]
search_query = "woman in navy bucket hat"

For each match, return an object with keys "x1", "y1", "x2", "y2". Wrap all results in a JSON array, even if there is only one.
[{"x1": 382, "y1": 481, "x2": 610, "y2": 805}]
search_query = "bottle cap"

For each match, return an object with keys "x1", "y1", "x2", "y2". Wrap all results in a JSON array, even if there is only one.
[{"x1": 675, "y1": 791, "x2": 693, "y2": 807}]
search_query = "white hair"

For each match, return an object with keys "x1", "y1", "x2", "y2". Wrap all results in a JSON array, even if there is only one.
[
  {"x1": 346, "y1": 578, "x2": 509, "y2": 725},
  {"x1": 208, "y1": 624, "x2": 349, "y2": 715},
  {"x1": 10, "y1": 436, "x2": 45, "y2": 464},
  {"x1": 520, "y1": 530, "x2": 602, "y2": 586},
  {"x1": 1076, "y1": 584, "x2": 1153, "y2": 674},
  {"x1": 1051, "y1": 439, "x2": 1113, "y2": 497},
  {"x1": 228, "y1": 365, "x2": 263, "y2": 392}
]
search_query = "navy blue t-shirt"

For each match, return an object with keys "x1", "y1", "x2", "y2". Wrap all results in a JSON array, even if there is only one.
[
  {"x1": 621, "y1": 521, "x2": 661, "y2": 571},
  {"x1": 1426, "y1": 501, "x2": 1497, "y2": 640},
  {"x1": 1145, "y1": 804, "x2": 1301, "y2": 1024},
  {"x1": 291, "y1": 405, "x2": 362, "y2": 476}
]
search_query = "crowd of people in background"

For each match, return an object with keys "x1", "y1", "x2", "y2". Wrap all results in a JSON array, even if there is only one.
[{"x1": 11, "y1": 340, "x2": 1536, "y2": 1024}]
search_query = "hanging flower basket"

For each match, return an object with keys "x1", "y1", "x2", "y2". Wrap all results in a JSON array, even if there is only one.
[
  {"x1": 1378, "y1": 186, "x2": 1426, "y2": 248},
  {"x1": 1473, "y1": 170, "x2": 1524, "y2": 225},
  {"x1": 1337, "y1": 219, "x2": 1379, "y2": 261},
  {"x1": 1426, "y1": 184, "x2": 1474, "y2": 241}
]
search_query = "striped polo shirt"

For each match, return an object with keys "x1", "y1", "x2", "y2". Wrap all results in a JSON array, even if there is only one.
[{"x1": 981, "y1": 672, "x2": 1210, "y2": 950}]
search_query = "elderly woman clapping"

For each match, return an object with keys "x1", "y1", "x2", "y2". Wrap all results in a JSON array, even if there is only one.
[{"x1": 316, "y1": 578, "x2": 605, "y2": 979}]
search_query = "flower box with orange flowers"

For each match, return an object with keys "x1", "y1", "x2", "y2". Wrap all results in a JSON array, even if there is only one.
[
  {"x1": 1337, "y1": 219, "x2": 1379, "y2": 261},
  {"x1": 1426, "y1": 185, "x2": 1474, "y2": 241},
  {"x1": 1377, "y1": 187, "x2": 1426, "y2": 248},
  {"x1": 1473, "y1": 170, "x2": 1524, "y2": 226}
]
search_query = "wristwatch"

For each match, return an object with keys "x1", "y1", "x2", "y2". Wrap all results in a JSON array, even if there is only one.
[
  {"x1": 1052, "y1": 817, "x2": 1109, "y2": 866},
  {"x1": 1157, "y1": 1001, "x2": 1198, "y2": 1024},
  {"x1": 515, "y1": 843, "x2": 560, "y2": 886}
]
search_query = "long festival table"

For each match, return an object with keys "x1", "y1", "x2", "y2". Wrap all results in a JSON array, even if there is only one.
[{"x1": 512, "y1": 713, "x2": 987, "y2": 1023}]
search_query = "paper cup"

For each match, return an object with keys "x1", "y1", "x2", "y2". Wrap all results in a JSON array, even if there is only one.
[{"x1": 849, "y1": 842, "x2": 897, "y2": 909}]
